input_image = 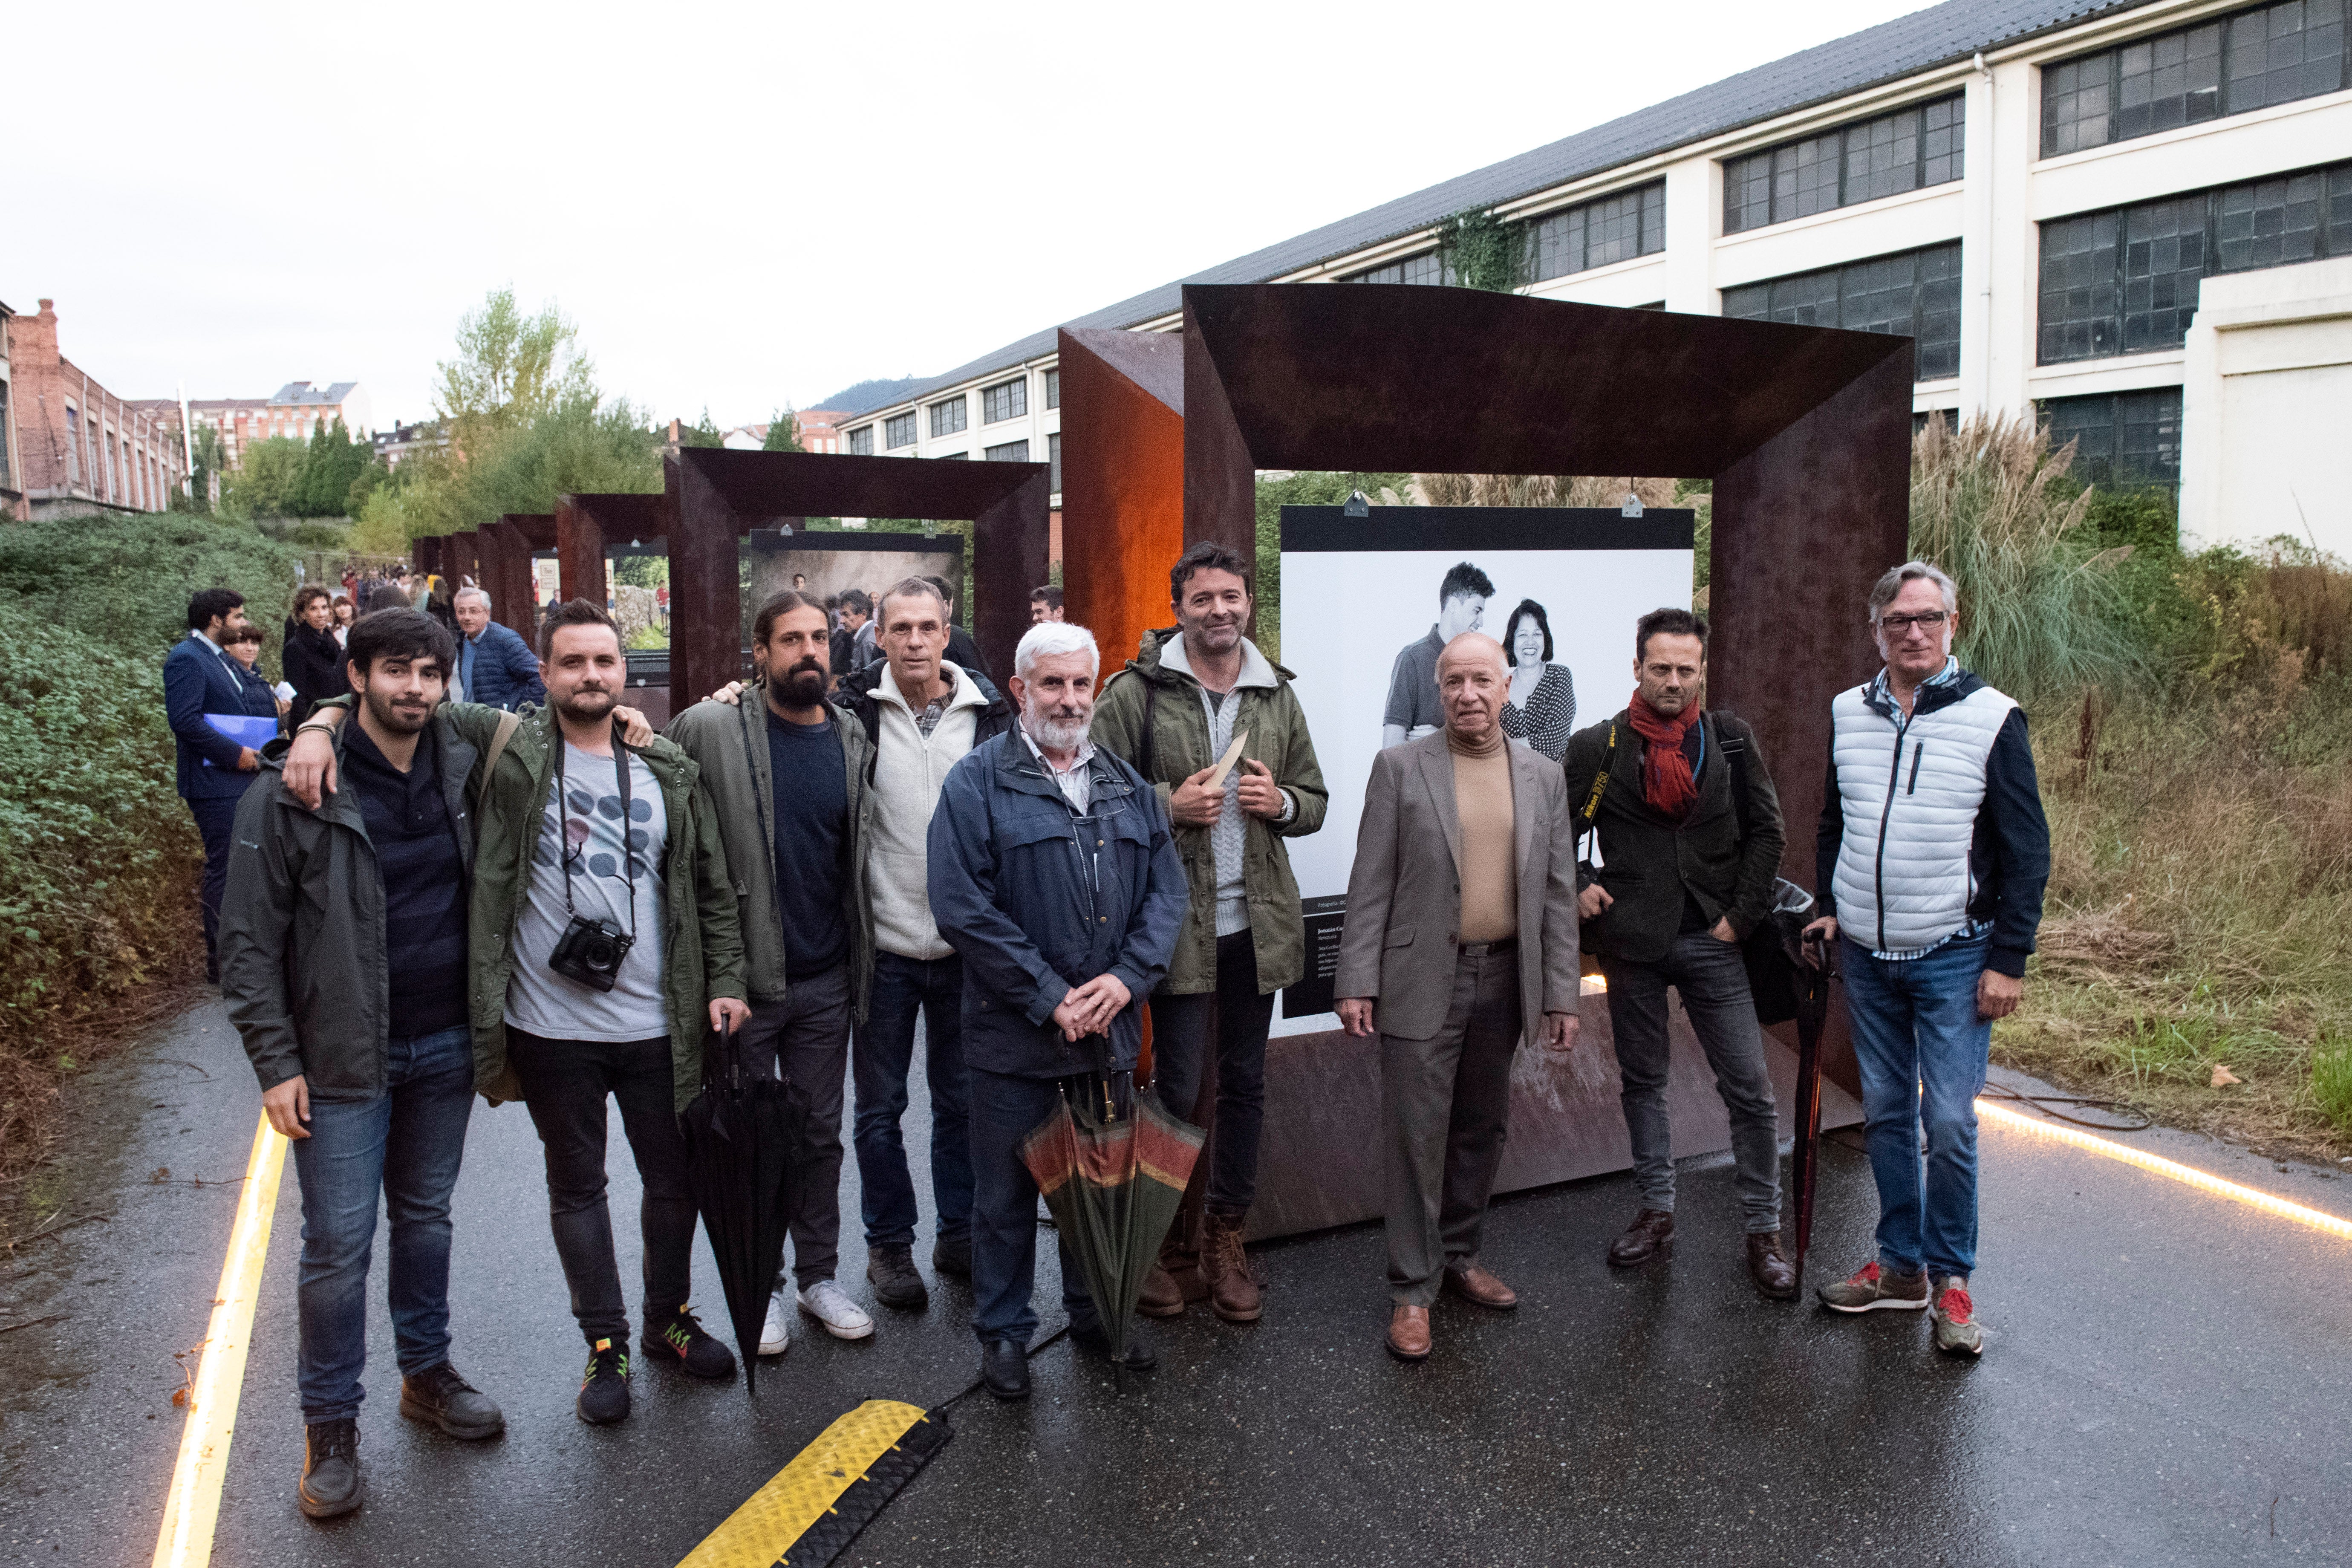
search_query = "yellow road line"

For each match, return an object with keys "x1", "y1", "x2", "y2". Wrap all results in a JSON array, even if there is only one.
[
  {"x1": 1977, "y1": 1097, "x2": 2352, "y2": 1243},
  {"x1": 678, "y1": 1399, "x2": 932, "y2": 1568},
  {"x1": 151, "y1": 1112, "x2": 289, "y2": 1568}
]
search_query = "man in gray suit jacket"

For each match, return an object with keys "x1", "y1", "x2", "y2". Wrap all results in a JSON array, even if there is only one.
[{"x1": 1336, "y1": 633, "x2": 1582, "y2": 1362}]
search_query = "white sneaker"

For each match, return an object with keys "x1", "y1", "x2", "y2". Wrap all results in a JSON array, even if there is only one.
[
  {"x1": 797, "y1": 1279, "x2": 875, "y2": 1341},
  {"x1": 757, "y1": 1285, "x2": 791, "y2": 1357}
]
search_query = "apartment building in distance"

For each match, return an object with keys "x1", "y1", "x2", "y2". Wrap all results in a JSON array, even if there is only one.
[
  {"x1": 158, "y1": 381, "x2": 375, "y2": 471},
  {"x1": 845, "y1": 0, "x2": 2352, "y2": 556},
  {"x1": 3, "y1": 299, "x2": 189, "y2": 520},
  {"x1": 718, "y1": 409, "x2": 854, "y2": 453}
]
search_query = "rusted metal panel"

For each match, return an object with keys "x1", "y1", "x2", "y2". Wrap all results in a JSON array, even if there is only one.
[
  {"x1": 1058, "y1": 327, "x2": 1188, "y2": 674},
  {"x1": 554, "y1": 492, "x2": 667, "y2": 612}
]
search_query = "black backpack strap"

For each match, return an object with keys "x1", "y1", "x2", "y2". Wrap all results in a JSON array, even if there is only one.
[
  {"x1": 1715, "y1": 710, "x2": 1752, "y2": 847},
  {"x1": 1576, "y1": 721, "x2": 1617, "y2": 830}
]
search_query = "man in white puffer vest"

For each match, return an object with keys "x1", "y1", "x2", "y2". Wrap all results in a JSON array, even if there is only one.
[{"x1": 1804, "y1": 561, "x2": 2049, "y2": 1358}]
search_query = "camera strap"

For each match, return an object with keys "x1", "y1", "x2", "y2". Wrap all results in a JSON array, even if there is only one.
[{"x1": 555, "y1": 719, "x2": 638, "y2": 939}]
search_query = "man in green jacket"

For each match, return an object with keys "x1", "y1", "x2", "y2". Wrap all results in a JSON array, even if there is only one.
[
  {"x1": 287, "y1": 598, "x2": 750, "y2": 1424},
  {"x1": 1091, "y1": 540, "x2": 1328, "y2": 1323},
  {"x1": 666, "y1": 589, "x2": 879, "y2": 1357},
  {"x1": 1561, "y1": 606, "x2": 1794, "y2": 1299}
]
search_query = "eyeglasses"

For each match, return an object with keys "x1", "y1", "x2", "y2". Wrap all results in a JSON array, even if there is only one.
[{"x1": 1878, "y1": 611, "x2": 1949, "y2": 634}]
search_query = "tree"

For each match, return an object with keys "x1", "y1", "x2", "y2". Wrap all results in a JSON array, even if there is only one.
[
  {"x1": 188, "y1": 424, "x2": 229, "y2": 513},
  {"x1": 762, "y1": 408, "x2": 804, "y2": 453},
  {"x1": 678, "y1": 407, "x2": 724, "y2": 449},
  {"x1": 295, "y1": 417, "x2": 372, "y2": 517},
  {"x1": 434, "y1": 288, "x2": 594, "y2": 449},
  {"x1": 223, "y1": 436, "x2": 309, "y2": 520}
]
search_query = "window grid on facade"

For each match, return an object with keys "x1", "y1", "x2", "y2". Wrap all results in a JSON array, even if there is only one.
[
  {"x1": 929, "y1": 396, "x2": 967, "y2": 438},
  {"x1": 1048, "y1": 430, "x2": 1062, "y2": 493},
  {"x1": 1720, "y1": 241, "x2": 1963, "y2": 381},
  {"x1": 2041, "y1": 0, "x2": 2346, "y2": 155},
  {"x1": 984, "y1": 439, "x2": 1030, "y2": 462},
  {"x1": 1344, "y1": 250, "x2": 1453, "y2": 286},
  {"x1": 883, "y1": 411, "x2": 916, "y2": 449},
  {"x1": 1530, "y1": 180, "x2": 1665, "y2": 281},
  {"x1": 2039, "y1": 387, "x2": 2184, "y2": 484},
  {"x1": 1722, "y1": 94, "x2": 1964, "y2": 233},
  {"x1": 1044, "y1": 367, "x2": 1061, "y2": 409},
  {"x1": 981, "y1": 377, "x2": 1027, "y2": 424},
  {"x1": 2037, "y1": 155, "x2": 2352, "y2": 363},
  {"x1": 846, "y1": 424, "x2": 874, "y2": 456}
]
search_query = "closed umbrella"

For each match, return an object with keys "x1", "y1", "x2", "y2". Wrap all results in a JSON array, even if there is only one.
[
  {"x1": 1787, "y1": 933, "x2": 1834, "y2": 1293},
  {"x1": 1019, "y1": 1057, "x2": 1203, "y2": 1382},
  {"x1": 678, "y1": 1019, "x2": 804, "y2": 1396}
]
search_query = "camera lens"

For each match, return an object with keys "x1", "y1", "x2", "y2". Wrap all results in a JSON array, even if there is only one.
[{"x1": 582, "y1": 934, "x2": 617, "y2": 968}]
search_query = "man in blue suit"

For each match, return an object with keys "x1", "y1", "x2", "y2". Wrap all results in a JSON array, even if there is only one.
[
  {"x1": 167, "y1": 587, "x2": 284, "y2": 982},
  {"x1": 451, "y1": 587, "x2": 546, "y2": 710}
]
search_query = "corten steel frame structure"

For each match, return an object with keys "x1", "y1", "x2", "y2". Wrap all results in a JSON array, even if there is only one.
[
  {"x1": 1055, "y1": 326, "x2": 1186, "y2": 676},
  {"x1": 664, "y1": 447, "x2": 1050, "y2": 711},
  {"x1": 554, "y1": 491, "x2": 670, "y2": 612},
  {"x1": 1062, "y1": 283, "x2": 1909, "y2": 1239}
]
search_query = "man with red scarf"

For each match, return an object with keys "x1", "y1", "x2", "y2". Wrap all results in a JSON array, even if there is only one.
[{"x1": 1561, "y1": 607, "x2": 1795, "y2": 1299}]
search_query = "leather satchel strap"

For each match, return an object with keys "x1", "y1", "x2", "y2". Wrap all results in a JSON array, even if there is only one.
[{"x1": 479, "y1": 710, "x2": 522, "y2": 794}]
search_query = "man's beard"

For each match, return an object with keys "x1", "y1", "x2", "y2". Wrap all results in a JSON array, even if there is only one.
[
  {"x1": 1184, "y1": 614, "x2": 1241, "y2": 653},
  {"x1": 775, "y1": 656, "x2": 827, "y2": 706},
  {"x1": 555, "y1": 683, "x2": 617, "y2": 724},
  {"x1": 1024, "y1": 697, "x2": 1091, "y2": 753},
  {"x1": 363, "y1": 685, "x2": 433, "y2": 735}
]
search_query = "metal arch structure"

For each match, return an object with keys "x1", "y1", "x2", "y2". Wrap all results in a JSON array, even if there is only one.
[
  {"x1": 554, "y1": 491, "x2": 669, "y2": 614},
  {"x1": 1062, "y1": 282, "x2": 1909, "y2": 1239},
  {"x1": 664, "y1": 447, "x2": 1050, "y2": 712}
]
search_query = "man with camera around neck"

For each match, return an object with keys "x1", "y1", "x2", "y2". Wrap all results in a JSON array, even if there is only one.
[
  {"x1": 668, "y1": 589, "x2": 880, "y2": 1357},
  {"x1": 287, "y1": 598, "x2": 749, "y2": 1426}
]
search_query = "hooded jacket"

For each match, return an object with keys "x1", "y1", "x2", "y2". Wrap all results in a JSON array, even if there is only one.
[{"x1": 1088, "y1": 627, "x2": 1328, "y2": 995}]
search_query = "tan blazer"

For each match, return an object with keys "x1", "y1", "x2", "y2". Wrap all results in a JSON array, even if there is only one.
[{"x1": 1334, "y1": 731, "x2": 1580, "y2": 1046}]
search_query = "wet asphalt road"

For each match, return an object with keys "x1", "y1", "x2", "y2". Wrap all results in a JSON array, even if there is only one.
[{"x1": 6, "y1": 999, "x2": 2352, "y2": 1567}]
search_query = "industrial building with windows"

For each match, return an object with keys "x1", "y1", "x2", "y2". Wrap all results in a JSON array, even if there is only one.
[{"x1": 840, "y1": 0, "x2": 2352, "y2": 555}]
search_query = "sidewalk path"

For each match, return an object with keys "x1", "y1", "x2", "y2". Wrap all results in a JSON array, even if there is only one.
[{"x1": 7, "y1": 1000, "x2": 2350, "y2": 1565}]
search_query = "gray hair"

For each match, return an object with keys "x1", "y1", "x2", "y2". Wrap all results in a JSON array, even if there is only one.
[
  {"x1": 1867, "y1": 560, "x2": 1957, "y2": 622},
  {"x1": 1014, "y1": 621, "x2": 1100, "y2": 681},
  {"x1": 453, "y1": 586, "x2": 492, "y2": 610},
  {"x1": 878, "y1": 575, "x2": 947, "y2": 621}
]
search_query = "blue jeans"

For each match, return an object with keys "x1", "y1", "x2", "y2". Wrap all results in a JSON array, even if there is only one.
[
  {"x1": 1148, "y1": 929, "x2": 1275, "y2": 1216},
  {"x1": 289, "y1": 1026, "x2": 476, "y2": 1422},
  {"x1": 853, "y1": 952, "x2": 973, "y2": 1250},
  {"x1": 1840, "y1": 934, "x2": 1994, "y2": 1280},
  {"x1": 967, "y1": 1066, "x2": 1100, "y2": 1347}
]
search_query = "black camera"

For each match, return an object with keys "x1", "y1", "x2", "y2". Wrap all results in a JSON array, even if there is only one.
[{"x1": 549, "y1": 915, "x2": 634, "y2": 992}]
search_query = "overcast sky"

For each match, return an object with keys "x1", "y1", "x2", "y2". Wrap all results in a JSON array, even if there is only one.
[{"x1": 11, "y1": 0, "x2": 1936, "y2": 429}]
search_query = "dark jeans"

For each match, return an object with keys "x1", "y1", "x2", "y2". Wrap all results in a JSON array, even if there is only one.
[
  {"x1": 1148, "y1": 928, "x2": 1276, "y2": 1217},
  {"x1": 853, "y1": 951, "x2": 973, "y2": 1250},
  {"x1": 740, "y1": 965, "x2": 851, "y2": 1287},
  {"x1": 1601, "y1": 931, "x2": 1783, "y2": 1232},
  {"x1": 505, "y1": 1027, "x2": 698, "y2": 1343},
  {"x1": 290, "y1": 1025, "x2": 475, "y2": 1423},
  {"x1": 186, "y1": 794, "x2": 241, "y2": 981},
  {"x1": 1381, "y1": 944, "x2": 1521, "y2": 1306},
  {"x1": 1840, "y1": 933, "x2": 1994, "y2": 1279},
  {"x1": 967, "y1": 1066, "x2": 1101, "y2": 1347}
]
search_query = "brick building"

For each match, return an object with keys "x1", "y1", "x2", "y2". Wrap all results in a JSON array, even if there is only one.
[
  {"x1": 0, "y1": 300, "x2": 24, "y2": 520},
  {"x1": 3, "y1": 299, "x2": 187, "y2": 520},
  {"x1": 145, "y1": 381, "x2": 374, "y2": 473}
]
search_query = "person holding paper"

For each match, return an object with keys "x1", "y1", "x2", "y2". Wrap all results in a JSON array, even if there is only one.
[
  {"x1": 1091, "y1": 541, "x2": 1328, "y2": 1325},
  {"x1": 165, "y1": 587, "x2": 283, "y2": 983}
]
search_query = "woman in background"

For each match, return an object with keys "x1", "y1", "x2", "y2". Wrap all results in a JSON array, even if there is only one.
[
  {"x1": 283, "y1": 585, "x2": 345, "y2": 727},
  {"x1": 330, "y1": 595, "x2": 356, "y2": 646},
  {"x1": 1500, "y1": 598, "x2": 1576, "y2": 763}
]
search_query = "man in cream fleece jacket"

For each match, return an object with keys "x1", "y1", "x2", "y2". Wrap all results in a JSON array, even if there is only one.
[{"x1": 832, "y1": 577, "x2": 1013, "y2": 1310}]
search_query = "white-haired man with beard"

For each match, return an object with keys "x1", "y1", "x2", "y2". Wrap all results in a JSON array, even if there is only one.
[{"x1": 926, "y1": 621, "x2": 1189, "y2": 1401}]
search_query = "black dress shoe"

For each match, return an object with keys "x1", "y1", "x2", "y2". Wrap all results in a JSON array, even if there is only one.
[
  {"x1": 932, "y1": 1234, "x2": 973, "y2": 1279},
  {"x1": 1607, "y1": 1208, "x2": 1675, "y2": 1268},
  {"x1": 1071, "y1": 1320, "x2": 1157, "y2": 1371},
  {"x1": 398, "y1": 1362, "x2": 505, "y2": 1439},
  {"x1": 298, "y1": 1418, "x2": 362, "y2": 1519},
  {"x1": 981, "y1": 1338, "x2": 1030, "y2": 1401},
  {"x1": 1746, "y1": 1231, "x2": 1798, "y2": 1301}
]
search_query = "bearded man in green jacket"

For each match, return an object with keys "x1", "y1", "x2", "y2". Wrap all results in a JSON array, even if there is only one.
[{"x1": 1090, "y1": 540, "x2": 1328, "y2": 1323}]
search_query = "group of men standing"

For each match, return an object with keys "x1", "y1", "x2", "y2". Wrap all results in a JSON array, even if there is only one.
[{"x1": 205, "y1": 537, "x2": 2044, "y2": 1522}]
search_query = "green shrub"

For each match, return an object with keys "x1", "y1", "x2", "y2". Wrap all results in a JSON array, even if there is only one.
[
  {"x1": 0, "y1": 514, "x2": 298, "y2": 663},
  {"x1": 2313, "y1": 1040, "x2": 2352, "y2": 1133}
]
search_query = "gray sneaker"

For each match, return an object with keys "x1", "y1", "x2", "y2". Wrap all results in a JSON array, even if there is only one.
[
  {"x1": 1817, "y1": 1259, "x2": 1931, "y2": 1313},
  {"x1": 1931, "y1": 1275, "x2": 1985, "y2": 1357}
]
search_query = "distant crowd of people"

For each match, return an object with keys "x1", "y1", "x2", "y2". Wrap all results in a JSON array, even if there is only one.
[{"x1": 166, "y1": 543, "x2": 2046, "y2": 1525}]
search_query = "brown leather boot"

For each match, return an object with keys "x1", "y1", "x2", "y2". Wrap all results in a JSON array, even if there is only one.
[
  {"x1": 1202, "y1": 1211, "x2": 1263, "y2": 1323},
  {"x1": 1162, "y1": 1221, "x2": 1209, "y2": 1305},
  {"x1": 1138, "y1": 1259, "x2": 1186, "y2": 1318},
  {"x1": 1443, "y1": 1264, "x2": 1518, "y2": 1310},
  {"x1": 1386, "y1": 1304, "x2": 1431, "y2": 1360},
  {"x1": 1745, "y1": 1231, "x2": 1798, "y2": 1301},
  {"x1": 1607, "y1": 1208, "x2": 1675, "y2": 1268}
]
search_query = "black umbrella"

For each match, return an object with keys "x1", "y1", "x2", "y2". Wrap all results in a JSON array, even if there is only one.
[
  {"x1": 1019, "y1": 1057, "x2": 1203, "y2": 1384},
  {"x1": 1787, "y1": 932, "x2": 1834, "y2": 1293},
  {"x1": 678, "y1": 1019, "x2": 804, "y2": 1396}
]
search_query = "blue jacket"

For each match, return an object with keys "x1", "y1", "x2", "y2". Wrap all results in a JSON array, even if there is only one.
[
  {"x1": 165, "y1": 635, "x2": 281, "y2": 801},
  {"x1": 458, "y1": 620, "x2": 545, "y2": 711},
  {"x1": 927, "y1": 730, "x2": 1187, "y2": 1079}
]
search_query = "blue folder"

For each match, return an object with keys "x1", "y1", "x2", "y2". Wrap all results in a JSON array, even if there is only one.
[{"x1": 201, "y1": 712, "x2": 280, "y2": 765}]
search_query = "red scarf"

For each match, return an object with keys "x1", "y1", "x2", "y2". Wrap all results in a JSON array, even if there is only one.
[{"x1": 1625, "y1": 691, "x2": 1700, "y2": 820}]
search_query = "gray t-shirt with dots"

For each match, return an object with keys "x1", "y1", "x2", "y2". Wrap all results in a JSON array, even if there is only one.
[{"x1": 504, "y1": 742, "x2": 670, "y2": 1042}]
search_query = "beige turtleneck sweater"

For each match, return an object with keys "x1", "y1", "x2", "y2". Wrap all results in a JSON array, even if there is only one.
[{"x1": 1449, "y1": 726, "x2": 1517, "y2": 943}]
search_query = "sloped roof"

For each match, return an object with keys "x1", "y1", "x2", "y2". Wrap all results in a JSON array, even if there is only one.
[
  {"x1": 846, "y1": 0, "x2": 2153, "y2": 424},
  {"x1": 269, "y1": 381, "x2": 361, "y2": 406}
]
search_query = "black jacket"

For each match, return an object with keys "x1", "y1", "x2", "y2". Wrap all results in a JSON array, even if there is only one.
[
  {"x1": 831, "y1": 660, "x2": 1015, "y2": 777},
  {"x1": 1563, "y1": 709, "x2": 1784, "y2": 965},
  {"x1": 282, "y1": 618, "x2": 346, "y2": 727}
]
